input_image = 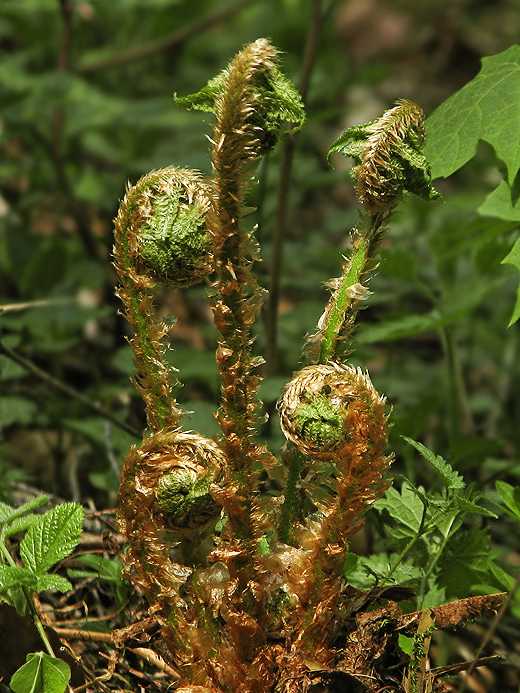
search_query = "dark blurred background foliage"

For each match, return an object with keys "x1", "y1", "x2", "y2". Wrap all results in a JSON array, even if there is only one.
[{"x1": 1, "y1": 0, "x2": 520, "y2": 682}]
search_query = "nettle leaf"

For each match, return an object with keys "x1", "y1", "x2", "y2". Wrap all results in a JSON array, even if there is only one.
[
  {"x1": 425, "y1": 45, "x2": 520, "y2": 183},
  {"x1": 450, "y1": 495, "x2": 497, "y2": 518},
  {"x1": 402, "y1": 436, "x2": 465, "y2": 490},
  {"x1": 496, "y1": 480, "x2": 520, "y2": 521},
  {"x1": 0, "y1": 565, "x2": 38, "y2": 592},
  {"x1": 348, "y1": 552, "x2": 421, "y2": 590},
  {"x1": 20, "y1": 502, "x2": 84, "y2": 575},
  {"x1": 374, "y1": 482, "x2": 425, "y2": 537},
  {"x1": 436, "y1": 527, "x2": 493, "y2": 598},
  {"x1": 10, "y1": 652, "x2": 71, "y2": 693}
]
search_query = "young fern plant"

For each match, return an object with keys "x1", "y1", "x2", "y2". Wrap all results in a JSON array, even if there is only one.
[{"x1": 114, "y1": 39, "x2": 440, "y2": 692}]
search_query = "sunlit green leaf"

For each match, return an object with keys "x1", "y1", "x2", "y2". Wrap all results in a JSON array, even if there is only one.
[
  {"x1": 402, "y1": 436, "x2": 465, "y2": 490},
  {"x1": 426, "y1": 45, "x2": 520, "y2": 182},
  {"x1": 10, "y1": 652, "x2": 71, "y2": 693},
  {"x1": 0, "y1": 565, "x2": 38, "y2": 592},
  {"x1": 496, "y1": 480, "x2": 520, "y2": 521},
  {"x1": 374, "y1": 483, "x2": 426, "y2": 536},
  {"x1": 20, "y1": 503, "x2": 84, "y2": 575},
  {"x1": 501, "y1": 237, "x2": 520, "y2": 325}
]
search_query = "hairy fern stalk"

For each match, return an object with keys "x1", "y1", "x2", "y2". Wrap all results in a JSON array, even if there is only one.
[{"x1": 114, "y1": 39, "x2": 440, "y2": 693}]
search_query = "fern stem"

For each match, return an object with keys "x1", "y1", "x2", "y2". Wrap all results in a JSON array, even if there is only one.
[
  {"x1": 114, "y1": 172, "x2": 187, "y2": 433},
  {"x1": 209, "y1": 41, "x2": 277, "y2": 551},
  {"x1": 316, "y1": 212, "x2": 387, "y2": 365},
  {"x1": 278, "y1": 447, "x2": 304, "y2": 544}
]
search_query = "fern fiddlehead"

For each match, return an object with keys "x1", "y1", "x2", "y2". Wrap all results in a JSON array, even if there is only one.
[{"x1": 114, "y1": 40, "x2": 440, "y2": 692}]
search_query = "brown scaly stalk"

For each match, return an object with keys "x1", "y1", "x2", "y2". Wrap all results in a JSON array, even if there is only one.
[
  {"x1": 277, "y1": 100, "x2": 440, "y2": 650},
  {"x1": 114, "y1": 166, "x2": 229, "y2": 668},
  {"x1": 208, "y1": 39, "x2": 278, "y2": 559},
  {"x1": 114, "y1": 41, "x2": 450, "y2": 692}
]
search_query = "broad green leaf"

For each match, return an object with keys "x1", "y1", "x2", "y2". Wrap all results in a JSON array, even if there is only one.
[
  {"x1": 478, "y1": 180, "x2": 520, "y2": 222},
  {"x1": 348, "y1": 552, "x2": 421, "y2": 589},
  {"x1": 4, "y1": 584, "x2": 31, "y2": 616},
  {"x1": 10, "y1": 652, "x2": 71, "y2": 693},
  {"x1": 0, "y1": 395, "x2": 38, "y2": 428},
  {"x1": 20, "y1": 502, "x2": 84, "y2": 575},
  {"x1": 489, "y1": 562, "x2": 517, "y2": 592},
  {"x1": 501, "y1": 237, "x2": 520, "y2": 325},
  {"x1": 67, "y1": 554, "x2": 123, "y2": 582},
  {"x1": 402, "y1": 436, "x2": 465, "y2": 490},
  {"x1": 0, "y1": 495, "x2": 49, "y2": 527},
  {"x1": 0, "y1": 502, "x2": 14, "y2": 523},
  {"x1": 425, "y1": 45, "x2": 520, "y2": 182},
  {"x1": 374, "y1": 483, "x2": 426, "y2": 536},
  {"x1": 496, "y1": 480, "x2": 520, "y2": 521},
  {"x1": 437, "y1": 527, "x2": 492, "y2": 598},
  {"x1": 0, "y1": 566, "x2": 38, "y2": 592}
]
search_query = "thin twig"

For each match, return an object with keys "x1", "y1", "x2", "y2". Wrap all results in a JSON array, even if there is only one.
[
  {"x1": 0, "y1": 341, "x2": 141, "y2": 439},
  {"x1": 129, "y1": 648, "x2": 180, "y2": 679},
  {"x1": 77, "y1": 0, "x2": 255, "y2": 73},
  {"x1": 54, "y1": 627, "x2": 114, "y2": 643},
  {"x1": 265, "y1": 0, "x2": 336, "y2": 375},
  {"x1": 53, "y1": 0, "x2": 72, "y2": 160}
]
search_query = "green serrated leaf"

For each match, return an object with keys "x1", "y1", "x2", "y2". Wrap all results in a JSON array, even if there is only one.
[
  {"x1": 20, "y1": 502, "x2": 84, "y2": 575},
  {"x1": 10, "y1": 652, "x2": 71, "y2": 693},
  {"x1": 437, "y1": 527, "x2": 492, "y2": 598},
  {"x1": 0, "y1": 565, "x2": 38, "y2": 592},
  {"x1": 2, "y1": 513, "x2": 43, "y2": 541},
  {"x1": 0, "y1": 495, "x2": 50, "y2": 529},
  {"x1": 374, "y1": 483, "x2": 426, "y2": 536},
  {"x1": 496, "y1": 480, "x2": 520, "y2": 521},
  {"x1": 450, "y1": 496, "x2": 497, "y2": 518},
  {"x1": 402, "y1": 436, "x2": 465, "y2": 489},
  {"x1": 36, "y1": 573, "x2": 73, "y2": 593},
  {"x1": 71, "y1": 553, "x2": 123, "y2": 582},
  {"x1": 501, "y1": 236, "x2": 520, "y2": 325},
  {"x1": 0, "y1": 502, "x2": 14, "y2": 523},
  {"x1": 425, "y1": 45, "x2": 520, "y2": 182}
]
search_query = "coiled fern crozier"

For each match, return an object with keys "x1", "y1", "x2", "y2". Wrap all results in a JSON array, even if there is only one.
[{"x1": 114, "y1": 39, "x2": 440, "y2": 693}]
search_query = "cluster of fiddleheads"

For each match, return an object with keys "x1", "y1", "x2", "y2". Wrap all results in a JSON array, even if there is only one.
[{"x1": 114, "y1": 38, "x2": 439, "y2": 692}]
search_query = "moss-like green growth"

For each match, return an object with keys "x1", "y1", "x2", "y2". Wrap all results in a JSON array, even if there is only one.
[
  {"x1": 138, "y1": 186, "x2": 211, "y2": 288},
  {"x1": 292, "y1": 393, "x2": 344, "y2": 450},
  {"x1": 155, "y1": 467, "x2": 220, "y2": 530}
]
